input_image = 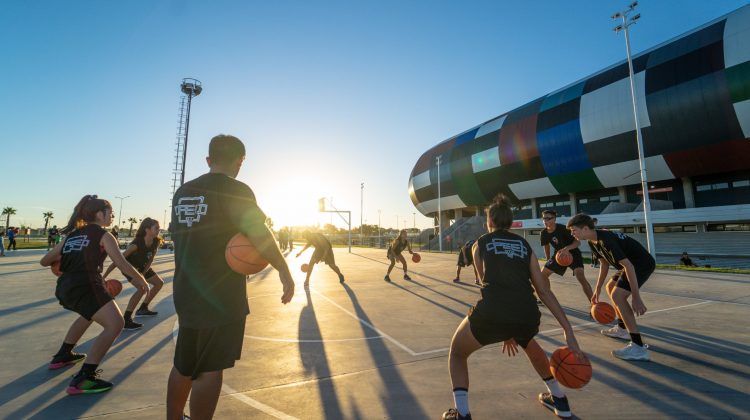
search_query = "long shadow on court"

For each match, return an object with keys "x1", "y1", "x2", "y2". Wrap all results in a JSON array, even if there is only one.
[
  {"x1": 298, "y1": 288, "x2": 345, "y2": 419},
  {"x1": 341, "y1": 284, "x2": 429, "y2": 418},
  {"x1": 387, "y1": 281, "x2": 466, "y2": 318},
  {"x1": 0, "y1": 267, "x2": 49, "y2": 277},
  {"x1": 351, "y1": 252, "x2": 479, "y2": 292},
  {"x1": 0, "y1": 297, "x2": 58, "y2": 317}
]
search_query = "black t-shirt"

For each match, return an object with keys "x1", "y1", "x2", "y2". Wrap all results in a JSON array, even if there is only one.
[
  {"x1": 540, "y1": 223, "x2": 580, "y2": 257},
  {"x1": 588, "y1": 229, "x2": 655, "y2": 271},
  {"x1": 390, "y1": 237, "x2": 409, "y2": 254},
  {"x1": 59, "y1": 224, "x2": 107, "y2": 284},
  {"x1": 126, "y1": 236, "x2": 159, "y2": 273},
  {"x1": 475, "y1": 230, "x2": 539, "y2": 324},
  {"x1": 48, "y1": 228, "x2": 59, "y2": 239},
  {"x1": 171, "y1": 173, "x2": 267, "y2": 329},
  {"x1": 306, "y1": 233, "x2": 332, "y2": 251}
]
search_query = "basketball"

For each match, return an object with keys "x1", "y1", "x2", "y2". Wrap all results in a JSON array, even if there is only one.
[
  {"x1": 51, "y1": 260, "x2": 62, "y2": 277},
  {"x1": 301, "y1": 263, "x2": 310, "y2": 273},
  {"x1": 555, "y1": 250, "x2": 573, "y2": 267},
  {"x1": 591, "y1": 302, "x2": 616, "y2": 324},
  {"x1": 225, "y1": 233, "x2": 269, "y2": 275},
  {"x1": 550, "y1": 347, "x2": 592, "y2": 389},
  {"x1": 411, "y1": 253, "x2": 421, "y2": 263},
  {"x1": 105, "y1": 279, "x2": 122, "y2": 297}
]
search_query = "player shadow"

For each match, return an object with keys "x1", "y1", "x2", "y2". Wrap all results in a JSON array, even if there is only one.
[
  {"x1": 0, "y1": 310, "x2": 61, "y2": 338},
  {"x1": 0, "y1": 267, "x2": 48, "y2": 277},
  {"x1": 298, "y1": 288, "x2": 346, "y2": 419},
  {"x1": 387, "y1": 281, "x2": 466, "y2": 318},
  {"x1": 641, "y1": 325, "x2": 750, "y2": 367},
  {"x1": 341, "y1": 283, "x2": 429, "y2": 418},
  {"x1": 0, "y1": 259, "x2": 42, "y2": 267},
  {"x1": 534, "y1": 334, "x2": 748, "y2": 417},
  {"x1": 0, "y1": 296, "x2": 58, "y2": 317},
  {"x1": 351, "y1": 252, "x2": 479, "y2": 292}
]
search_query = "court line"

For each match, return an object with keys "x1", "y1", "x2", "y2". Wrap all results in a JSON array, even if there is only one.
[
  {"x1": 171, "y1": 321, "x2": 299, "y2": 419},
  {"x1": 245, "y1": 335, "x2": 384, "y2": 343}
]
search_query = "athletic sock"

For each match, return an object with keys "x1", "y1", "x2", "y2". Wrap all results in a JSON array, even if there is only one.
[
  {"x1": 452, "y1": 387, "x2": 470, "y2": 416},
  {"x1": 139, "y1": 302, "x2": 149, "y2": 310},
  {"x1": 56, "y1": 342, "x2": 75, "y2": 356},
  {"x1": 543, "y1": 376, "x2": 565, "y2": 398},
  {"x1": 617, "y1": 319, "x2": 626, "y2": 329},
  {"x1": 630, "y1": 333, "x2": 644, "y2": 346},
  {"x1": 124, "y1": 310, "x2": 133, "y2": 320},
  {"x1": 80, "y1": 363, "x2": 99, "y2": 375}
]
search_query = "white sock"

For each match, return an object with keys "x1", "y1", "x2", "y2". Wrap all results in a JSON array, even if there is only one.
[
  {"x1": 452, "y1": 388, "x2": 469, "y2": 416},
  {"x1": 544, "y1": 377, "x2": 565, "y2": 398}
]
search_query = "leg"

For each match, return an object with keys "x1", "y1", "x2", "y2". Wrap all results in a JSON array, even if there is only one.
[
  {"x1": 87, "y1": 301, "x2": 124, "y2": 364},
  {"x1": 305, "y1": 257, "x2": 315, "y2": 285},
  {"x1": 605, "y1": 279, "x2": 624, "y2": 321},
  {"x1": 126, "y1": 287, "x2": 145, "y2": 313},
  {"x1": 448, "y1": 317, "x2": 483, "y2": 390},
  {"x1": 399, "y1": 254, "x2": 409, "y2": 274},
  {"x1": 189, "y1": 370, "x2": 223, "y2": 420},
  {"x1": 63, "y1": 316, "x2": 93, "y2": 345},
  {"x1": 386, "y1": 258, "x2": 396, "y2": 275},
  {"x1": 523, "y1": 339, "x2": 552, "y2": 379},
  {"x1": 143, "y1": 274, "x2": 164, "y2": 305},
  {"x1": 167, "y1": 367, "x2": 192, "y2": 420},
  {"x1": 610, "y1": 287, "x2": 638, "y2": 334},
  {"x1": 573, "y1": 268, "x2": 593, "y2": 301}
]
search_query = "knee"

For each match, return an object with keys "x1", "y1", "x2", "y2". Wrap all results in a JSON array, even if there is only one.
[{"x1": 152, "y1": 277, "x2": 164, "y2": 288}]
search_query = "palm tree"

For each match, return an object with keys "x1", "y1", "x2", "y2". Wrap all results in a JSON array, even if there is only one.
[
  {"x1": 2, "y1": 207, "x2": 16, "y2": 230},
  {"x1": 42, "y1": 211, "x2": 54, "y2": 233},
  {"x1": 128, "y1": 217, "x2": 138, "y2": 237}
]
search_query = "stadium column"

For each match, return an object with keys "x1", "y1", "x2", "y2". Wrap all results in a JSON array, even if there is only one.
[
  {"x1": 455, "y1": 208, "x2": 463, "y2": 220},
  {"x1": 618, "y1": 186, "x2": 628, "y2": 203},
  {"x1": 682, "y1": 177, "x2": 695, "y2": 208},
  {"x1": 569, "y1": 193, "x2": 577, "y2": 216},
  {"x1": 531, "y1": 198, "x2": 537, "y2": 219}
]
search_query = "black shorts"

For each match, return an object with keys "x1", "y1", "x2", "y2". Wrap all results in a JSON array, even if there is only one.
[
  {"x1": 55, "y1": 276, "x2": 113, "y2": 321},
  {"x1": 124, "y1": 268, "x2": 157, "y2": 282},
  {"x1": 467, "y1": 307, "x2": 539, "y2": 348},
  {"x1": 611, "y1": 263, "x2": 655, "y2": 292},
  {"x1": 312, "y1": 248, "x2": 335, "y2": 266},
  {"x1": 174, "y1": 318, "x2": 246, "y2": 379},
  {"x1": 457, "y1": 250, "x2": 473, "y2": 267},
  {"x1": 544, "y1": 250, "x2": 584, "y2": 276}
]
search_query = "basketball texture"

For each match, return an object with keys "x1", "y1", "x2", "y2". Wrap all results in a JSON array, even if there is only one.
[
  {"x1": 550, "y1": 347, "x2": 592, "y2": 389},
  {"x1": 105, "y1": 279, "x2": 122, "y2": 297},
  {"x1": 555, "y1": 251, "x2": 573, "y2": 267},
  {"x1": 225, "y1": 233, "x2": 269, "y2": 275},
  {"x1": 411, "y1": 253, "x2": 421, "y2": 263},
  {"x1": 591, "y1": 302, "x2": 616, "y2": 324}
]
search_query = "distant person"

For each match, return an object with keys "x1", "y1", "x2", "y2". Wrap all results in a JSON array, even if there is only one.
[
  {"x1": 167, "y1": 135, "x2": 294, "y2": 420},
  {"x1": 111, "y1": 225, "x2": 119, "y2": 240},
  {"x1": 278, "y1": 227, "x2": 287, "y2": 251},
  {"x1": 441, "y1": 195, "x2": 586, "y2": 420},
  {"x1": 568, "y1": 213, "x2": 655, "y2": 361},
  {"x1": 296, "y1": 231, "x2": 345, "y2": 286},
  {"x1": 40, "y1": 195, "x2": 148, "y2": 394},
  {"x1": 47, "y1": 225, "x2": 59, "y2": 250},
  {"x1": 539, "y1": 210, "x2": 593, "y2": 304},
  {"x1": 385, "y1": 229, "x2": 414, "y2": 282},
  {"x1": 0, "y1": 230, "x2": 5, "y2": 256},
  {"x1": 102, "y1": 217, "x2": 165, "y2": 330},
  {"x1": 590, "y1": 218, "x2": 599, "y2": 268},
  {"x1": 287, "y1": 228, "x2": 294, "y2": 251},
  {"x1": 680, "y1": 252, "x2": 698, "y2": 267},
  {"x1": 453, "y1": 239, "x2": 479, "y2": 285},
  {"x1": 7, "y1": 227, "x2": 17, "y2": 251}
]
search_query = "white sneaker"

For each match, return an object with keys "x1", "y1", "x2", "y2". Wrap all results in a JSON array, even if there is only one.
[
  {"x1": 601, "y1": 325, "x2": 630, "y2": 340},
  {"x1": 612, "y1": 342, "x2": 650, "y2": 361}
]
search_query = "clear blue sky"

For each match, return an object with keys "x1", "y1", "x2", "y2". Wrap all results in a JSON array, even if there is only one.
[{"x1": 1, "y1": 0, "x2": 746, "y2": 231}]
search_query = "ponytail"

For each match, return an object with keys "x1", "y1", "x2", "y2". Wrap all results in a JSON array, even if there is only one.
[{"x1": 61, "y1": 195, "x2": 113, "y2": 234}]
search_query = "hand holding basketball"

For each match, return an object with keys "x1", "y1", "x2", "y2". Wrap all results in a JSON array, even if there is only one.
[
  {"x1": 550, "y1": 346, "x2": 591, "y2": 389},
  {"x1": 591, "y1": 302, "x2": 616, "y2": 324},
  {"x1": 411, "y1": 253, "x2": 421, "y2": 263}
]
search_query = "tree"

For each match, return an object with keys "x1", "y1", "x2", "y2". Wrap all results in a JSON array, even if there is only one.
[
  {"x1": 43, "y1": 211, "x2": 54, "y2": 233},
  {"x1": 2, "y1": 207, "x2": 16, "y2": 229},
  {"x1": 128, "y1": 217, "x2": 138, "y2": 237}
]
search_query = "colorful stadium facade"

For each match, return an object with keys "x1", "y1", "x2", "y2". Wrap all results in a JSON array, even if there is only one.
[{"x1": 409, "y1": 5, "x2": 750, "y2": 243}]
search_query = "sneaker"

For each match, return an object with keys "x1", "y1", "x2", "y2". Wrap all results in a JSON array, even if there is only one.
[
  {"x1": 403, "y1": 274, "x2": 412, "y2": 280},
  {"x1": 384, "y1": 275, "x2": 391, "y2": 282},
  {"x1": 48, "y1": 352, "x2": 86, "y2": 370},
  {"x1": 135, "y1": 308, "x2": 158, "y2": 317},
  {"x1": 474, "y1": 280, "x2": 481, "y2": 286},
  {"x1": 601, "y1": 325, "x2": 630, "y2": 340},
  {"x1": 453, "y1": 278, "x2": 461, "y2": 283},
  {"x1": 123, "y1": 319, "x2": 143, "y2": 330},
  {"x1": 442, "y1": 408, "x2": 472, "y2": 420},
  {"x1": 538, "y1": 392, "x2": 571, "y2": 418},
  {"x1": 612, "y1": 342, "x2": 650, "y2": 361},
  {"x1": 66, "y1": 369, "x2": 113, "y2": 395}
]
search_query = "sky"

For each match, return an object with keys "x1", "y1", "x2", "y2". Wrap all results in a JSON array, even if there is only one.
[{"x1": 1, "y1": 0, "x2": 747, "y2": 231}]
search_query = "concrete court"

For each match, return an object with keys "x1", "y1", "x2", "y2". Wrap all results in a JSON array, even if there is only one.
[{"x1": 0, "y1": 246, "x2": 748, "y2": 419}]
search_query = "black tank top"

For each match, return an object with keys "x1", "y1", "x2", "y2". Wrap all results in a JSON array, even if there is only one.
[
  {"x1": 390, "y1": 237, "x2": 408, "y2": 254},
  {"x1": 59, "y1": 224, "x2": 107, "y2": 282},
  {"x1": 476, "y1": 230, "x2": 539, "y2": 323},
  {"x1": 126, "y1": 236, "x2": 158, "y2": 272}
]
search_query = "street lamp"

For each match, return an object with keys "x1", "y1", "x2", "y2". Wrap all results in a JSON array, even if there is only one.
[
  {"x1": 612, "y1": 1, "x2": 655, "y2": 255},
  {"x1": 360, "y1": 182, "x2": 364, "y2": 243},
  {"x1": 115, "y1": 195, "x2": 130, "y2": 228},
  {"x1": 378, "y1": 209, "x2": 382, "y2": 248},
  {"x1": 436, "y1": 155, "x2": 443, "y2": 251}
]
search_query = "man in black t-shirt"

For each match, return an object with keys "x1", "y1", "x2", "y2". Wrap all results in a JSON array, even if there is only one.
[
  {"x1": 166, "y1": 135, "x2": 295, "y2": 420},
  {"x1": 568, "y1": 213, "x2": 655, "y2": 362},
  {"x1": 539, "y1": 210, "x2": 593, "y2": 304},
  {"x1": 296, "y1": 231, "x2": 345, "y2": 286},
  {"x1": 453, "y1": 239, "x2": 479, "y2": 285}
]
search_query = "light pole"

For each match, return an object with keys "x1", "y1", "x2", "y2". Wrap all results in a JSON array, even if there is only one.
[
  {"x1": 115, "y1": 195, "x2": 130, "y2": 228},
  {"x1": 360, "y1": 182, "x2": 364, "y2": 243},
  {"x1": 612, "y1": 1, "x2": 655, "y2": 255},
  {"x1": 436, "y1": 155, "x2": 443, "y2": 251},
  {"x1": 413, "y1": 212, "x2": 416, "y2": 229},
  {"x1": 378, "y1": 209, "x2": 382, "y2": 248}
]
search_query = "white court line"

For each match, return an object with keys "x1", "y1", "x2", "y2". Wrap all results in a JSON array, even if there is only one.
[
  {"x1": 245, "y1": 334, "x2": 384, "y2": 343},
  {"x1": 171, "y1": 320, "x2": 299, "y2": 419}
]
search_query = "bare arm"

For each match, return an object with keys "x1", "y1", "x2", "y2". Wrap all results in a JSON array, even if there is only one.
[
  {"x1": 102, "y1": 244, "x2": 137, "y2": 278},
  {"x1": 563, "y1": 239, "x2": 581, "y2": 252},
  {"x1": 543, "y1": 244, "x2": 550, "y2": 260},
  {"x1": 40, "y1": 241, "x2": 65, "y2": 266},
  {"x1": 101, "y1": 233, "x2": 148, "y2": 292},
  {"x1": 246, "y1": 226, "x2": 294, "y2": 304},
  {"x1": 591, "y1": 260, "x2": 610, "y2": 303},
  {"x1": 472, "y1": 242, "x2": 483, "y2": 280}
]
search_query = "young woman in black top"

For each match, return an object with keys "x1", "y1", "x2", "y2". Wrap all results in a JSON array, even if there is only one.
[
  {"x1": 385, "y1": 229, "x2": 414, "y2": 282},
  {"x1": 442, "y1": 195, "x2": 586, "y2": 420},
  {"x1": 40, "y1": 195, "x2": 148, "y2": 395},
  {"x1": 102, "y1": 217, "x2": 164, "y2": 330}
]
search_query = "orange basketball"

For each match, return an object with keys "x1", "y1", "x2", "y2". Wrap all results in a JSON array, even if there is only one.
[
  {"x1": 105, "y1": 279, "x2": 122, "y2": 297},
  {"x1": 555, "y1": 250, "x2": 573, "y2": 267},
  {"x1": 51, "y1": 260, "x2": 62, "y2": 277},
  {"x1": 411, "y1": 253, "x2": 421, "y2": 263},
  {"x1": 301, "y1": 263, "x2": 310, "y2": 273},
  {"x1": 225, "y1": 233, "x2": 269, "y2": 275},
  {"x1": 591, "y1": 302, "x2": 616, "y2": 325},
  {"x1": 550, "y1": 347, "x2": 592, "y2": 389}
]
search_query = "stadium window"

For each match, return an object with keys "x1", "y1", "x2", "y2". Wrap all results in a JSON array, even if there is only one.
[
  {"x1": 713, "y1": 182, "x2": 729, "y2": 190},
  {"x1": 707, "y1": 223, "x2": 750, "y2": 232},
  {"x1": 529, "y1": 230, "x2": 541, "y2": 235},
  {"x1": 696, "y1": 184, "x2": 711, "y2": 192},
  {"x1": 653, "y1": 225, "x2": 697, "y2": 233},
  {"x1": 578, "y1": 198, "x2": 588, "y2": 204},
  {"x1": 623, "y1": 227, "x2": 635, "y2": 233},
  {"x1": 733, "y1": 180, "x2": 750, "y2": 188}
]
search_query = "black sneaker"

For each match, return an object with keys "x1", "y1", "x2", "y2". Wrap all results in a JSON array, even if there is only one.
[
  {"x1": 403, "y1": 274, "x2": 412, "y2": 280},
  {"x1": 453, "y1": 278, "x2": 461, "y2": 283},
  {"x1": 539, "y1": 392, "x2": 571, "y2": 418},
  {"x1": 49, "y1": 352, "x2": 86, "y2": 370},
  {"x1": 384, "y1": 275, "x2": 391, "y2": 282},
  {"x1": 66, "y1": 369, "x2": 113, "y2": 395},
  {"x1": 442, "y1": 408, "x2": 472, "y2": 420},
  {"x1": 123, "y1": 319, "x2": 143, "y2": 330},
  {"x1": 135, "y1": 308, "x2": 158, "y2": 317}
]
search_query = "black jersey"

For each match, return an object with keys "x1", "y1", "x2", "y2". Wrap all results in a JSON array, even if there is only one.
[
  {"x1": 126, "y1": 236, "x2": 159, "y2": 273},
  {"x1": 59, "y1": 224, "x2": 107, "y2": 283},
  {"x1": 390, "y1": 237, "x2": 409, "y2": 254},
  {"x1": 171, "y1": 173, "x2": 268, "y2": 329},
  {"x1": 306, "y1": 233, "x2": 332, "y2": 251},
  {"x1": 588, "y1": 229, "x2": 655, "y2": 271},
  {"x1": 475, "y1": 230, "x2": 539, "y2": 324},
  {"x1": 540, "y1": 223, "x2": 577, "y2": 252}
]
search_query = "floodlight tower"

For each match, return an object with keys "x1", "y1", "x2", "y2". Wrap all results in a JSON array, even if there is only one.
[{"x1": 171, "y1": 78, "x2": 203, "y2": 198}]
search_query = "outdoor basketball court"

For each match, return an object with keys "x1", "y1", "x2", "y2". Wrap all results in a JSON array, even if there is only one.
[{"x1": 1, "y1": 247, "x2": 748, "y2": 419}]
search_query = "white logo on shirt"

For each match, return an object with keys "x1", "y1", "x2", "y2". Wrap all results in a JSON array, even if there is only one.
[
  {"x1": 174, "y1": 196, "x2": 208, "y2": 227},
  {"x1": 63, "y1": 235, "x2": 90, "y2": 253},
  {"x1": 486, "y1": 238, "x2": 528, "y2": 259}
]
